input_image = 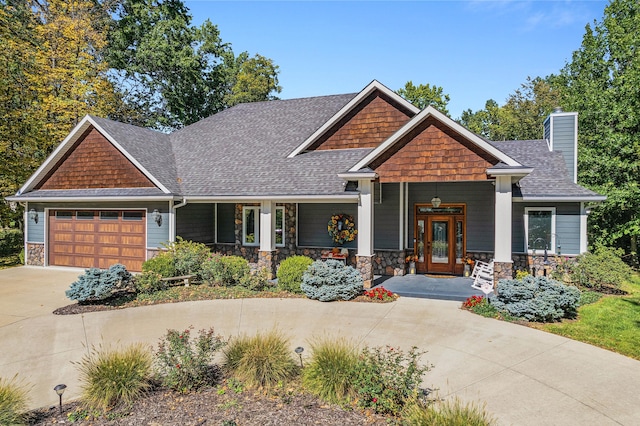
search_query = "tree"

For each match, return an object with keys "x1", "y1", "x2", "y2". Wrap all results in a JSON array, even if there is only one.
[
  {"x1": 396, "y1": 81, "x2": 450, "y2": 115},
  {"x1": 558, "y1": 0, "x2": 640, "y2": 265},
  {"x1": 459, "y1": 99, "x2": 501, "y2": 139},
  {"x1": 105, "y1": 0, "x2": 281, "y2": 130}
]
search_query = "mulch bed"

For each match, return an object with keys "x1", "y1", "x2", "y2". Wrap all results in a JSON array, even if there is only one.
[{"x1": 26, "y1": 384, "x2": 391, "y2": 425}]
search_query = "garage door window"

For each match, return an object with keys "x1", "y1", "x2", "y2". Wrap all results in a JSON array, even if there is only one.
[
  {"x1": 100, "y1": 211, "x2": 118, "y2": 220},
  {"x1": 123, "y1": 211, "x2": 144, "y2": 221},
  {"x1": 76, "y1": 211, "x2": 94, "y2": 220},
  {"x1": 56, "y1": 211, "x2": 72, "y2": 219}
]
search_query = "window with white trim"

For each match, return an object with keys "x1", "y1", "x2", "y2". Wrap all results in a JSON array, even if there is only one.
[
  {"x1": 524, "y1": 207, "x2": 556, "y2": 254},
  {"x1": 242, "y1": 206, "x2": 285, "y2": 247}
]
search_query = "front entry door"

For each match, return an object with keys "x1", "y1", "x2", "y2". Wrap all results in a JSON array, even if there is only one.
[
  {"x1": 415, "y1": 206, "x2": 464, "y2": 275},
  {"x1": 427, "y1": 216, "x2": 454, "y2": 273}
]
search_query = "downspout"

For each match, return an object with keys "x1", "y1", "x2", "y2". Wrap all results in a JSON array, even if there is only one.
[{"x1": 170, "y1": 198, "x2": 188, "y2": 243}]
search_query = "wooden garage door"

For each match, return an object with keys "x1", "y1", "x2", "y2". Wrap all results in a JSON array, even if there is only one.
[{"x1": 48, "y1": 210, "x2": 146, "y2": 271}]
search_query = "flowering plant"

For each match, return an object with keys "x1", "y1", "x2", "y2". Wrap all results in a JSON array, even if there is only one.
[
  {"x1": 405, "y1": 254, "x2": 418, "y2": 263},
  {"x1": 327, "y1": 213, "x2": 357, "y2": 245},
  {"x1": 363, "y1": 286, "x2": 397, "y2": 301},
  {"x1": 462, "y1": 295, "x2": 485, "y2": 309},
  {"x1": 462, "y1": 255, "x2": 475, "y2": 266}
]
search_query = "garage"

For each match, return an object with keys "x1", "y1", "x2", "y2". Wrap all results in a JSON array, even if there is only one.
[{"x1": 48, "y1": 210, "x2": 146, "y2": 271}]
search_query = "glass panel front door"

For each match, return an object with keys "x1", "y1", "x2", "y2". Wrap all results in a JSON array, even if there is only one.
[
  {"x1": 431, "y1": 220, "x2": 449, "y2": 264},
  {"x1": 414, "y1": 205, "x2": 466, "y2": 275}
]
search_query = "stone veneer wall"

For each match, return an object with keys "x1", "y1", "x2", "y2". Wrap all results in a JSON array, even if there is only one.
[{"x1": 27, "y1": 243, "x2": 44, "y2": 266}]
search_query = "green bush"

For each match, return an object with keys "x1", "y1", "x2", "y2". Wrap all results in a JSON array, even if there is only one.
[
  {"x1": 302, "y1": 337, "x2": 359, "y2": 405},
  {"x1": 352, "y1": 345, "x2": 430, "y2": 416},
  {"x1": 202, "y1": 254, "x2": 250, "y2": 286},
  {"x1": 277, "y1": 255, "x2": 313, "y2": 293},
  {"x1": 579, "y1": 290, "x2": 603, "y2": 306},
  {"x1": 223, "y1": 330, "x2": 298, "y2": 389},
  {"x1": 162, "y1": 238, "x2": 210, "y2": 280},
  {"x1": 402, "y1": 397, "x2": 496, "y2": 426},
  {"x1": 0, "y1": 229, "x2": 23, "y2": 256},
  {"x1": 66, "y1": 264, "x2": 132, "y2": 303},
  {"x1": 133, "y1": 271, "x2": 165, "y2": 294},
  {"x1": 491, "y1": 276, "x2": 581, "y2": 322},
  {"x1": 239, "y1": 267, "x2": 271, "y2": 291},
  {"x1": 155, "y1": 327, "x2": 226, "y2": 393},
  {"x1": 75, "y1": 343, "x2": 152, "y2": 412},
  {"x1": 142, "y1": 251, "x2": 175, "y2": 278},
  {"x1": 0, "y1": 375, "x2": 29, "y2": 426},
  {"x1": 301, "y1": 260, "x2": 363, "y2": 302},
  {"x1": 570, "y1": 245, "x2": 633, "y2": 291}
]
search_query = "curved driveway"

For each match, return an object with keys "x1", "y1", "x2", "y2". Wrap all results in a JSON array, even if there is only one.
[{"x1": 0, "y1": 267, "x2": 638, "y2": 425}]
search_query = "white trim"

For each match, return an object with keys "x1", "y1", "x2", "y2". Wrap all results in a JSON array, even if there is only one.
[
  {"x1": 580, "y1": 202, "x2": 588, "y2": 253},
  {"x1": 6, "y1": 195, "x2": 176, "y2": 202},
  {"x1": 16, "y1": 115, "x2": 171, "y2": 195},
  {"x1": 357, "y1": 180, "x2": 374, "y2": 257},
  {"x1": 287, "y1": 80, "x2": 419, "y2": 158},
  {"x1": 573, "y1": 114, "x2": 579, "y2": 184},
  {"x1": 275, "y1": 206, "x2": 285, "y2": 248},
  {"x1": 513, "y1": 196, "x2": 606, "y2": 202},
  {"x1": 350, "y1": 106, "x2": 521, "y2": 172},
  {"x1": 494, "y1": 176, "x2": 513, "y2": 263},
  {"x1": 524, "y1": 207, "x2": 557, "y2": 254},
  {"x1": 486, "y1": 167, "x2": 533, "y2": 176},
  {"x1": 337, "y1": 172, "x2": 378, "y2": 180},
  {"x1": 398, "y1": 182, "x2": 404, "y2": 250}
]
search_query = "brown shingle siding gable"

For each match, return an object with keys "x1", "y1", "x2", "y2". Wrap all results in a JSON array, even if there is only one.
[
  {"x1": 307, "y1": 91, "x2": 414, "y2": 151},
  {"x1": 371, "y1": 117, "x2": 499, "y2": 183},
  {"x1": 37, "y1": 128, "x2": 155, "y2": 190}
]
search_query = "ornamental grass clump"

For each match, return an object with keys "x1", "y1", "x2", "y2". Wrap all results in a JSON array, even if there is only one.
[
  {"x1": 402, "y1": 397, "x2": 496, "y2": 426},
  {"x1": 155, "y1": 327, "x2": 226, "y2": 393},
  {"x1": 301, "y1": 260, "x2": 363, "y2": 302},
  {"x1": 223, "y1": 330, "x2": 298, "y2": 389},
  {"x1": 276, "y1": 255, "x2": 314, "y2": 293},
  {"x1": 75, "y1": 343, "x2": 152, "y2": 413},
  {"x1": 302, "y1": 337, "x2": 359, "y2": 405},
  {"x1": 0, "y1": 375, "x2": 29, "y2": 426},
  {"x1": 491, "y1": 275, "x2": 580, "y2": 322}
]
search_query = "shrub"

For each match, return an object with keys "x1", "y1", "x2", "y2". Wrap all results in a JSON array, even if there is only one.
[
  {"x1": 132, "y1": 271, "x2": 165, "y2": 294},
  {"x1": 352, "y1": 345, "x2": 430, "y2": 416},
  {"x1": 491, "y1": 275, "x2": 580, "y2": 322},
  {"x1": 363, "y1": 286, "x2": 397, "y2": 301},
  {"x1": 0, "y1": 229, "x2": 23, "y2": 256},
  {"x1": 0, "y1": 375, "x2": 29, "y2": 426},
  {"x1": 514, "y1": 269, "x2": 531, "y2": 280},
  {"x1": 276, "y1": 255, "x2": 313, "y2": 293},
  {"x1": 75, "y1": 343, "x2": 152, "y2": 412},
  {"x1": 155, "y1": 327, "x2": 226, "y2": 393},
  {"x1": 201, "y1": 254, "x2": 250, "y2": 286},
  {"x1": 462, "y1": 295, "x2": 485, "y2": 309},
  {"x1": 579, "y1": 290, "x2": 603, "y2": 306},
  {"x1": 162, "y1": 238, "x2": 210, "y2": 280},
  {"x1": 142, "y1": 251, "x2": 175, "y2": 278},
  {"x1": 302, "y1": 337, "x2": 359, "y2": 405},
  {"x1": 66, "y1": 264, "x2": 132, "y2": 303},
  {"x1": 570, "y1": 245, "x2": 632, "y2": 291},
  {"x1": 239, "y1": 267, "x2": 271, "y2": 291},
  {"x1": 402, "y1": 397, "x2": 496, "y2": 426},
  {"x1": 223, "y1": 330, "x2": 298, "y2": 389},
  {"x1": 301, "y1": 260, "x2": 363, "y2": 302}
]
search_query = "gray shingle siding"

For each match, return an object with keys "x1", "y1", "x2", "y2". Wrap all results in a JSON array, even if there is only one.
[
  {"x1": 513, "y1": 202, "x2": 581, "y2": 255},
  {"x1": 176, "y1": 203, "x2": 214, "y2": 244},
  {"x1": 26, "y1": 204, "x2": 45, "y2": 242},
  {"x1": 374, "y1": 183, "x2": 400, "y2": 250},
  {"x1": 216, "y1": 203, "x2": 235, "y2": 244},
  {"x1": 549, "y1": 114, "x2": 577, "y2": 183}
]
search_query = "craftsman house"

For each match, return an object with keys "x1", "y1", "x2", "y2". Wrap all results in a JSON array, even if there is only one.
[{"x1": 9, "y1": 80, "x2": 604, "y2": 284}]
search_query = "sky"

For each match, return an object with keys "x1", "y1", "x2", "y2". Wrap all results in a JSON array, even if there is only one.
[{"x1": 184, "y1": 0, "x2": 609, "y2": 118}]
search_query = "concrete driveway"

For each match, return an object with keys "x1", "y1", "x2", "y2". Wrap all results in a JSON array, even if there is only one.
[{"x1": 0, "y1": 266, "x2": 639, "y2": 425}]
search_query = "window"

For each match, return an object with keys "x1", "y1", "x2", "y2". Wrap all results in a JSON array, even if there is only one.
[
  {"x1": 242, "y1": 206, "x2": 285, "y2": 247},
  {"x1": 525, "y1": 208, "x2": 556, "y2": 253},
  {"x1": 100, "y1": 211, "x2": 119, "y2": 220},
  {"x1": 123, "y1": 211, "x2": 144, "y2": 221},
  {"x1": 76, "y1": 211, "x2": 94, "y2": 220},
  {"x1": 55, "y1": 211, "x2": 73, "y2": 219}
]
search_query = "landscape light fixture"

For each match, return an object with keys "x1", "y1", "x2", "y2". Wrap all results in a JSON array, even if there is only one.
[
  {"x1": 29, "y1": 208, "x2": 39, "y2": 223},
  {"x1": 53, "y1": 384, "x2": 66, "y2": 415},
  {"x1": 152, "y1": 209, "x2": 162, "y2": 226},
  {"x1": 294, "y1": 346, "x2": 304, "y2": 368}
]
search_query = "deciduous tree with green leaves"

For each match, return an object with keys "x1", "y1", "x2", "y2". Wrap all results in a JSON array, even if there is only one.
[{"x1": 396, "y1": 81, "x2": 450, "y2": 115}]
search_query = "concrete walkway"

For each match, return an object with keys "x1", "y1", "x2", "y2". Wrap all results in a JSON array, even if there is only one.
[{"x1": 1, "y1": 267, "x2": 639, "y2": 425}]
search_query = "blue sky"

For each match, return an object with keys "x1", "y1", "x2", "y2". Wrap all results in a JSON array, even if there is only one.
[{"x1": 185, "y1": 0, "x2": 608, "y2": 118}]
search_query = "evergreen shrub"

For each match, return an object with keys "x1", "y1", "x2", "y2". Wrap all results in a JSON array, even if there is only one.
[
  {"x1": 202, "y1": 254, "x2": 250, "y2": 286},
  {"x1": 276, "y1": 255, "x2": 313, "y2": 293},
  {"x1": 571, "y1": 245, "x2": 632, "y2": 290},
  {"x1": 66, "y1": 264, "x2": 132, "y2": 303},
  {"x1": 0, "y1": 229, "x2": 23, "y2": 256},
  {"x1": 162, "y1": 238, "x2": 210, "y2": 280},
  {"x1": 301, "y1": 260, "x2": 363, "y2": 302},
  {"x1": 141, "y1": 251, "x2": 175, "y2": 278},
  {"x1": 491, "y1": 275, "x2": 580, "y2": 322}
]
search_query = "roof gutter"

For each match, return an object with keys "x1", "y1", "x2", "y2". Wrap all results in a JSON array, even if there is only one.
[
  {"x1": 513, "y1": 195, "x2": 607, "y2": 202},
  {"x1": 5, "y1": 195, "x2": 177, "y2": 203},
  {"x1": 173, "y1": 197, "x2": 188, "y2": 209}
]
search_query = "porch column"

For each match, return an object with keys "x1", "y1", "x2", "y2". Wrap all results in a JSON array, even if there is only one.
[
  {"x1": 357, "y1": 180, "x2": 374, "y2": 288},
  {"x1": 259, "y1": 200, "x2": 277, "y2": 278},
  {"x1": 494, "y1": 175, "x2": 513, "y2": 283}
]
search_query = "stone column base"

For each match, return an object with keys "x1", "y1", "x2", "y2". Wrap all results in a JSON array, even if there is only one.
[
  {"x1": 356, "y1": 255, "x2": 374, "y2": 289},
  {"x1": 258, "y1": 250, "x2": 277, "y2": 279},
  {"x1": 27, "y1": 243, "x2": 44, "y2": 266},
  {"x1": 493, "y1": 261, "x2": 513, "y2": 286}
]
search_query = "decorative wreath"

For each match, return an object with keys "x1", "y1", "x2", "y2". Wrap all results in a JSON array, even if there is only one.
[{"x1": 327, "y1": 213, "x2": 358, "y2": 245}]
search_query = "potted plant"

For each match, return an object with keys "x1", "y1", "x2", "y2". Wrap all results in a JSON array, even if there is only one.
[{"x1": 405, "y1": 254, "x2": 418, "y2": 274}]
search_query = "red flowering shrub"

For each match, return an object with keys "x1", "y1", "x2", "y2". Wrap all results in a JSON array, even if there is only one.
[
  {"x1": 462, "y1": 295, "x2": 485, "y2": 309},
  {"x1": 363, "y1": 286, "x2": 397, "y2": 301}
]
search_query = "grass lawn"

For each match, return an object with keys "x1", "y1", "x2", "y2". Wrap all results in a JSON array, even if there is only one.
[{"x1": 539, "y1": 275, "x2": 640, "y2": 360}]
